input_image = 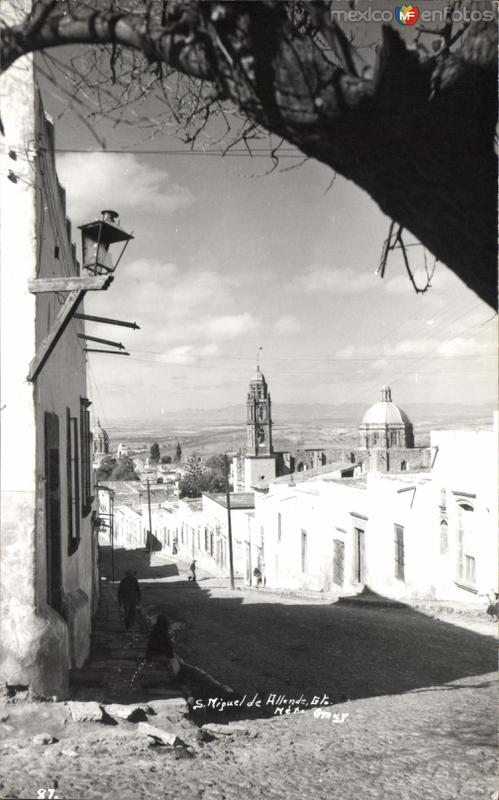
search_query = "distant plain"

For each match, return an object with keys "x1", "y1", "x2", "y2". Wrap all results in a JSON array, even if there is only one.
[{"x1": 104, "y1": 403, "x2": 495, "y2": 459}]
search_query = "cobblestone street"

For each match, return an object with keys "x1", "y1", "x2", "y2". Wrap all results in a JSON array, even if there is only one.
[{"x1": 0, "y1": 546, "x2": 496, "y2": 800}]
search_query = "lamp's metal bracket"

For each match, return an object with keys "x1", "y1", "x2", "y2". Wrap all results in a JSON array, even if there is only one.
[{"x1": 27, "y1": 276, "x2": 114, "y2": 382}]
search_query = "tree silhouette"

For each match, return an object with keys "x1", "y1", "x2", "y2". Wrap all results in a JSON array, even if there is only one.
[
  {"x1": 175, "y1": 442, "x2": 182, "y2": 463},
  {"x1": 95, "y1": 456, "x2": 117, "y2": 483},
  {"x1": 96, "y1": 455, "x2": 139, "y2": 481},
  {"x1": 1, "y1": 1, "x2": 496, "y2": 306},
  {"x1": 179, "y1": 454, "x2": 206, "y2": 498},
  {"x1": 150, "y1": 442, "x2": 161, "y2": 463},
  {"x1": 109, "y1": 456, "x2": 139, "y2": 481}
]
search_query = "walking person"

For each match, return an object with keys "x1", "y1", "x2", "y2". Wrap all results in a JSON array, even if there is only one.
[
  {"x1": 486, "y1": 590, "x2": 498, "y2": 621},
  {"x1": 117, "y1": 570, "x2": 141, "y2": 630},
  {"x1": 145, "y1": 614, "x2": 181, "y2": 679},
  {"x1": 253, "y1": 566, "x2": 262, "y2": 588},
  {"x1": 189, "y1": 560, "x2": 197, "y2": 582}
]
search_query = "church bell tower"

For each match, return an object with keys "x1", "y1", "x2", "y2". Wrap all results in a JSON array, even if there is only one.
[{"x1": 246, "y1": 365, "x2": 273, "y2": 457}]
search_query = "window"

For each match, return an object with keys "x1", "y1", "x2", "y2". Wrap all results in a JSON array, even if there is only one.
[
  {"x1": 352, "y1": 526, "x2": 365, "y2": 583},
  {"x1": 79, "y1": 398, "x2": 92, "y2": 517},
  {"x1": 66, "y1": 408, "x2": 80, "y2": 555},
  {"x1": 456, "y1": 502, "x2": 475, "y2": 587},
  {"x1": 333, "y1": 539, "x2": 345, "y2": 586},
  {"x1": 394, "y1": 524, "x2": 405, "y2": 581},
  {"x1": 301, "y1": 529, "x2": 307, "y2": 573},
  {"x1": 400, "y1": 460, "x2": 407, "y2": 471},
  {"x1": 277, "y1": 512, "x2": 282, "y2": 543},
  {"x1": 204, "y1": 527, "x2": 209, "y2": 551},
  {"x1": 465, "y1": 555, "x2": 476, "y2": 584}
]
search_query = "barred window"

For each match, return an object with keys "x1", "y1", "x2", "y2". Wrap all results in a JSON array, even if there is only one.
[
  {"x1": 79, "y1": 398, "x2": 93, "y2": 517},
  {"x1": 333, "y1": 539, "x2": 345, "y2": 586}
]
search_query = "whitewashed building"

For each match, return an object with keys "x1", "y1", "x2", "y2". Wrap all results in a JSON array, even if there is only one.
[
  {"x1": 429, "y1": 426, "x2": 497, "y2": 600},
  {"x1": 0, "y1": 60, "x2": 100, "y2": 695},
  {"x1": 255, "y1": 421, "x2": 497, "y2": 603}
]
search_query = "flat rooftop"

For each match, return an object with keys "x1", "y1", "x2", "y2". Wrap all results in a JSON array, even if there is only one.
[
  {"x1": 204, "y1": 492, "x2": 255, "y2": 510},
  {"x1": 272, "y1": 461, "x2": 359, "y2": 485}
]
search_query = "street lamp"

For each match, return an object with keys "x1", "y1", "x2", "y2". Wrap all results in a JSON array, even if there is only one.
[
  {"x1": 27, "y1": 210, "x2": 135, "y2": 382},
  {"x1": 79, "y1": 210, "x2": 134, "y2": 276}
]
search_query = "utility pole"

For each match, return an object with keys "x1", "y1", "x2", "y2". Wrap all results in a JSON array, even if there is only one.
[
  {"x1": 146, "y1": 478, "x2": 153, "y2": 554},
  {"x1": 224, "y1": 454, "x2": 235, "y2": 590}
]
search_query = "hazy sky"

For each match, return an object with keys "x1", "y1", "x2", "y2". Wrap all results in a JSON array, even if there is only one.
[{"x1": 35, "y1": 11, "x2": 496, "y2": 425}]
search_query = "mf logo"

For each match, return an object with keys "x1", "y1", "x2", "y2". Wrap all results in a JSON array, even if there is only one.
[{"x1": 394, "y1": 5, "x2": 419, "y2": 25}]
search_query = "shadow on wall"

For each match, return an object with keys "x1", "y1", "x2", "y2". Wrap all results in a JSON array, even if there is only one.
[{"x1": 89, "y1": 546, "x2": 496, "y2": 721}]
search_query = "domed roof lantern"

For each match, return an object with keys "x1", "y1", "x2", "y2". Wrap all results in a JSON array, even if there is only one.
[{"x1": 381, "y1": 385, "x2": 392, "y2": 402}]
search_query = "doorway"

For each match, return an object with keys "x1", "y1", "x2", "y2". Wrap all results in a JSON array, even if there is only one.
[{"x1": 45, "y1": 412, "x2": 63, "y2": 613}]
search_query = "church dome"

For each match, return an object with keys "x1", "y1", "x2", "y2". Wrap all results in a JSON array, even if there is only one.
[
  {"x1": 361, "y1": 401, "x2": 411, "y2": 426},
  {"x1": 361, "y1": 385, "x2": 411, "y2": 426},
  {"x1": 92, "y1": 419, "x2": 109, "y2": 455},
  {"x1": 359, "y1": 386, "x2": 414, "y2": 450}
]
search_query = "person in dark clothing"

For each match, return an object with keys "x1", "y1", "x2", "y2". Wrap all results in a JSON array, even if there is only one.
[
  {"x1": 189, "y1": 560, "x2": 197, "y2": 582},
  {"x1": 117, "y1": 570, "x2": 141, "y2": 630},
  {"x1": 486, "y1": 591, "x2": 499, "y2": 621},
  {"x1": 253, "y1": 566, "x2": 262, "y2": 587},
  {"x1": 145, "y1": 614, "x2": 180, "y2": 677}
]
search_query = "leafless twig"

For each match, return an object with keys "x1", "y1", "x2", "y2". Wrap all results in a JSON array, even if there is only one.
[{"x1": 377, "y1": 222, "x2": 436, "y2": 294}]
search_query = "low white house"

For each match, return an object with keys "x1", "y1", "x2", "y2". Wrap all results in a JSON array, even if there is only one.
[
  {"x1": 258, "y1": 471, "x2": 369, "y2": 594},
  {"x1": 201, "y1": 493, "x2": 256, "y2": 580}
]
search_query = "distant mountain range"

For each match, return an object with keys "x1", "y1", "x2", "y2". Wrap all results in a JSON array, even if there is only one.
[{"x1": 107, "y1": 401, "x2": 496, "y2": 430}]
